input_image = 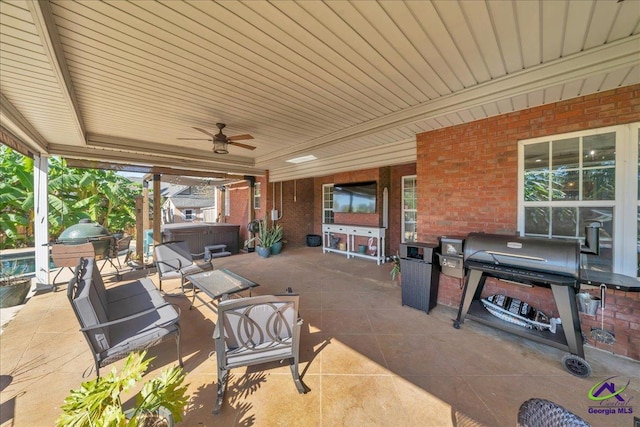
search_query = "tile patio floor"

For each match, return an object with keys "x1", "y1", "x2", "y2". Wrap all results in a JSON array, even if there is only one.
[{"x1": 1, "y1": 246, "x2": 639, "y2": 426}]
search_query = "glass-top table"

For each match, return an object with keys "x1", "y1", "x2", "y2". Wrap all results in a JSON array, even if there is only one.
[{"x1": 186, "y1": 268, "x2": 259, "y2": 311}]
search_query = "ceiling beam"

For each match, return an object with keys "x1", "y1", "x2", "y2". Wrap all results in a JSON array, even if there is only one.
[
  {"x1": 0, "y1": 93, "x2": 49, "y2": 154},
  {"x1": 65, "y1": 158, "x2": 245, "y2": 180},
  {"x1": 27, "y1": 0, "x2": 86, "y2": 143},
  {"x1": 50, "y1": 143, "x2": 265, "y2": 176}
]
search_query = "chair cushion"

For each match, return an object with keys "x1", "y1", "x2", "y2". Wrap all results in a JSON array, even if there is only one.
[
  {"x1": 155, "y1": 241, "x2": 195, "y2": 276},
  {"x1": 103, "y1": 304, "x2": 180, "y2": 360},
  {"x1": 107, "y1": 288, "x2": 167, "y2": 319}
]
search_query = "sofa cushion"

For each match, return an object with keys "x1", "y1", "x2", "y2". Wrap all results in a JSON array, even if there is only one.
[
  {"x1": 71, "y1": 261, "x2": 111, "y2": 352},
  {"x1": 103, "y1": 303, "x2": 180, "y2": 360}
]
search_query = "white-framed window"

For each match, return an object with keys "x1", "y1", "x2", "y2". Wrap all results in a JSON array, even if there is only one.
[
  {"x1": 184, "y1": 209, "x2": 195, "y2": 221},
  {"x1": 518, "y1": 123, "x2": 639, "y2": 277},
  {"x1": 254, "y1": 182, "x2": 261, "y2": 209},
  {"x1": 402, "y1": 175, "x2": 417, "y2": 243},
  {"x1": 322, "y1": 184, "x2": 334, "y2": 224}
]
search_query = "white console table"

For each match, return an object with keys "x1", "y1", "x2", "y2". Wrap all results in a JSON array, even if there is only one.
[{"x1": 322, "y1": 224, "x2": 386, "y2": 265}]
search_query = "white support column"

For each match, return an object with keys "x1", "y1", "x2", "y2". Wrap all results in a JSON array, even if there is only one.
[{"x1": 33, "y1": 154, "x2": 51, "y2": 290}]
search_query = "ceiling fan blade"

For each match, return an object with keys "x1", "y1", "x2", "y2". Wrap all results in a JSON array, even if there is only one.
[
  {"x1": 229, "y1": 141, "x2": 256, "y2": 150},
  {"x1": 228, "y1": 134, "x2": 254, "y2": 141},
  {"x1": 193, "y1": 127, "x2": 216, "y2": 138}
]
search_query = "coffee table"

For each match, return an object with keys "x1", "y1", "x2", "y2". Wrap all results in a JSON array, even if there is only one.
[{"x1": 186, "y1": 268, "x2": 259, "y2": 312}]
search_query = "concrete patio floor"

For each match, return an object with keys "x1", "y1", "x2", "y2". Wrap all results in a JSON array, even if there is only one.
[{"x1": 1, "y1": 246, "x2": 639, "y2": 426}]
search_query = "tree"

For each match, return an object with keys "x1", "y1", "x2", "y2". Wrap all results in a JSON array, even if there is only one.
[{"x1": 0, "y1": 146, "x2": 141, "y2": 249}]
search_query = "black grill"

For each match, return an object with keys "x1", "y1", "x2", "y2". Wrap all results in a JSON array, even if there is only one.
[{"x1": 464, "y1": 232, "x2": 581, "y2": 283}]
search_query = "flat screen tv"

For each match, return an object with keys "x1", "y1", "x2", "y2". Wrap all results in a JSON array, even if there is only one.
[{"x1": 333, "y1": 181, "x2": 377, "y2": 213}]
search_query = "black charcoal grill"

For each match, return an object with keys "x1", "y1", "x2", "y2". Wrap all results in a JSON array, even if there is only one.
[{"x1": 453, "y1": 228, "x2": 599, "y2": 377}]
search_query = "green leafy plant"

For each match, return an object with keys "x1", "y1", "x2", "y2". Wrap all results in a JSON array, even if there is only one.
[
  {"x1": 270, "y1": 223, "x2": 283, "y2": 244},
  {"x1": 0, "y1": 146, "x2": 140, "y2": 249},
  {"x1": 56, "y1": 351, "x2": 189, "y2": 427},
  {"x1": 390, "y1": 253, "x2": 401, "y2": 281},
  {"x1": 0, "y1": 261, "x2": 28, "y2": 287},
  {"x1": 244, "y1": 215, "x2": 282, "y2": 249}
]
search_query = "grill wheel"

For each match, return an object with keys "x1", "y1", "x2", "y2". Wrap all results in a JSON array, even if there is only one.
[{"x1": 562, "y1": 354, "x2": 592, "y2": 378}]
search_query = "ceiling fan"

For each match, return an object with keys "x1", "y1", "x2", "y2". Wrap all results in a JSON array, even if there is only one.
[{"x1": 178, "y1": 123, "x2": 255, "y2": 154}]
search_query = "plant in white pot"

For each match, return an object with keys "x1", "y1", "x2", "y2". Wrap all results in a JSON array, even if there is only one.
[{"x1": 56, "y1": 351, "x2": 189, "y2": 427}]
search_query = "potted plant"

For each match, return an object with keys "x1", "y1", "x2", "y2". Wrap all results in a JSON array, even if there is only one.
[
  {"x1": 56, "y1": 351, "x2": 189, "y2": 427},
  {"x1": 0, "y1": 261, "x2": 32, "y2": 308},
  {"x1": 390, "y1": 252, "x2": 401, "y2": 282},
  {"x1": 269, "y1": 223, "x2": 284, "y2": 255},
  {"x1": 245, "y1": 215, "x2": 277, "y2": 258}
]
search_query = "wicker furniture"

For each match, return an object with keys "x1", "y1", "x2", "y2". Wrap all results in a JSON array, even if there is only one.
[{"x1": 517, "y1": 398, "x2": 590, "y2": 427}]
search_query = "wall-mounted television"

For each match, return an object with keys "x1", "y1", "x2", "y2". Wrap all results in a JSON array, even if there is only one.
[{"x1": 333, "y1": 181, "x2": 377, "y2": 213}]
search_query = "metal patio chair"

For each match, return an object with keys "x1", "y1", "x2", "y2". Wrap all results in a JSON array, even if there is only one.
[
  {"x1": 212, "y1": 293, "x2": 308, "y2": 414},
  {"x1": 154, "y1": 241, "x2": 212, "y2": 292}
]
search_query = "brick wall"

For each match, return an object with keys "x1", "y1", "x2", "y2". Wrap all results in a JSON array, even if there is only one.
[
  {"x1": 416, "y1": 84, "x2": 640, "y2": 359},
  {"x1": 227, "y1": 181, "x2": 250, "y2": 244},
  {"x1": 273, "y1": 178, "x2": 315, "y2": 248}
]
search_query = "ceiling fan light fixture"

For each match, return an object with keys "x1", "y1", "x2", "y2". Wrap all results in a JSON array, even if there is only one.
[{"x1": 213, "y1": 140, "x2": 228, "y2": 154}]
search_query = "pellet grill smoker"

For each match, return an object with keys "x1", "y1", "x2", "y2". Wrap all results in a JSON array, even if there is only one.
[{"x1": 453, "y1": 225, "x2": 640, "y2": 377}]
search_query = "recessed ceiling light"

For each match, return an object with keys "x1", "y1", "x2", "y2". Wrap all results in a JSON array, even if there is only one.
[{"x1": 286, "y1": 155, "x2": 317, "y2": 164}]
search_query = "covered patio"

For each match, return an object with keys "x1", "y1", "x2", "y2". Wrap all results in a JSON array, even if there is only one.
[
  {"x1": 1, "y1": 248, "x2": 639, "y2": 426},
  {"x1": 1, "y1": 2, "x2": 639, "y2": 426}
]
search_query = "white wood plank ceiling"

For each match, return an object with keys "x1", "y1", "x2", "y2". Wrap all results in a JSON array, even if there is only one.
[{"x1": 1, "y1": 0, "x2": 639, "y2": 181}]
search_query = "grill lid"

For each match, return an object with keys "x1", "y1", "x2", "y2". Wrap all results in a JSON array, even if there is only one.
[
  {"x1": 58, "y1": 219, "x2": 110, "y2": 242},
  {"x1": 464, "y1": 233, "x2": 581, "y2": 279}
]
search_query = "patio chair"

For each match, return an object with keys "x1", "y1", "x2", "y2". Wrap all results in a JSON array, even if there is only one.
[
  {"x1": 212, "y1": 293, "x2": 308, "y2": 415},
  {"x1": 517, "y1": 398, "x2": 590, "y2": 427},
  {"x1": 113, "y1": 234, "x2": 132, "y2": 268},
  {"x1": 154, "y1": 241, "x2": 212, "y2": 292}
]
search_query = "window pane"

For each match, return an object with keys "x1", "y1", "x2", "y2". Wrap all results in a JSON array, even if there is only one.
[
  {"x1": 524, "y1": 143, "x2": 549, "y2": 171},
  {"x1": 323, "y1": 184, "x2": 334, "y2": 224},
  {"x1": 582, "y1": 168, "x2": 615, "y2": 200},
  {"x1": 524, "y1": 207, "x2": 549, "y2": 236},
  {"x1": 552, "y1": 137, "x2": 580, "y2": 170},
  {"x1": 403, "y1": 178, "x2": 417, "y2": 209},
  {"x1": 404, "y1": 211, "x2": 417, "y2": 242},
  {"x1": 580, "y1": 207, "x2": 613, "y2": 272},
  {"x1": 402, "y1": 176, "x2": 417, "y2": 243},
  {"x1": 552, "y1": 169, "x2": 579, "y2": 200},
  {"x1": 524, "y1": 170, "x2": 550, "y2": 201},
  {"x1": 324, "y1": 211, "x2": 334, "y2": 224},
  {"x1": 551, "y1": 207, "x2": 577, "y2": 237},
  {"x1": 583, "y1": 133, "x2": 615, "y2": 168}
]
